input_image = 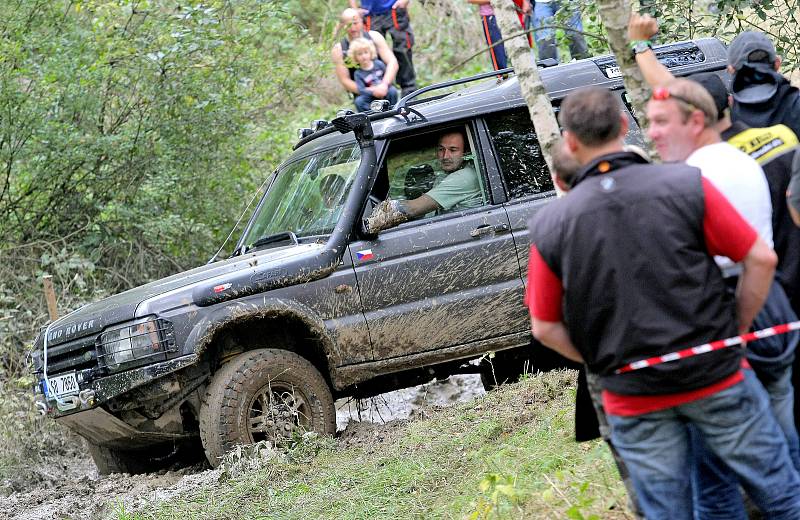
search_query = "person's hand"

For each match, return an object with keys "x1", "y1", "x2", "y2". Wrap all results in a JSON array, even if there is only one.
[
  {"x1": 628, "y1": 13, "x2": 658, "y2": 41},
  {"x1": 393, "y1": 0, "x2": 410, "y2": 8},
  {"x1": 521, "y1": 0, "x2": 532, "y2": 14},
  {"x1": 366, "y1": 199, "x2": 410, "y2": 233},
  {"x1": 370, "y1": 82, "x2": 390, "y2": 98}
]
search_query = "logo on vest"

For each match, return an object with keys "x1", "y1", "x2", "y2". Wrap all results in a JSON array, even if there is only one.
[{"x1": 600, "y1": 177, "x2": 615, "y2": 191}]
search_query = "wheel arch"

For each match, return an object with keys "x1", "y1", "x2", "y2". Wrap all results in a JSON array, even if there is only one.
[{"x1": 186, "y1": 298, "x2": 340, "y2": 385}]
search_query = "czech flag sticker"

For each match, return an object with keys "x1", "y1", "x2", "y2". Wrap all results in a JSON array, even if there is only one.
[
  {"x1": 213, "y1": 283, "x2": 232, "y2": 294},
  {"x1": 356, "y1": 249, "x2": 374, "y2": 262}
]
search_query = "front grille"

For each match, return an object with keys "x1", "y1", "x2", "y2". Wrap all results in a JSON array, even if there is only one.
[
  {"x1": 42, "y1": 335, "x2": 99, "y2": 374},
  {"x1": 40, "y1": 318, "x2": 177, "y2": 376}
]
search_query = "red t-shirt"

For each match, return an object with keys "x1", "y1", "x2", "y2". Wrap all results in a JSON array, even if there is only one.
[{"x1": 526, "y1": 177, "x2": 758, "y2": 416}]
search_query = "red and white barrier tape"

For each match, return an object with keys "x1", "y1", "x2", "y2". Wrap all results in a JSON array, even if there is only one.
[{"x1": 614, "y1": 321, "x2": 800, "y2": 374}]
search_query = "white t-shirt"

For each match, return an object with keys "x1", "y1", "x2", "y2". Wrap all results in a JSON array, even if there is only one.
[{"x1": 686, "y1": 142, "x2": 773, "y2": 271}]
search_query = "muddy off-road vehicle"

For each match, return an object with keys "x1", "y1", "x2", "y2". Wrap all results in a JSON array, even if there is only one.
[{"x1": 31, "y1": 39, "x2": 727, "y2": 474}]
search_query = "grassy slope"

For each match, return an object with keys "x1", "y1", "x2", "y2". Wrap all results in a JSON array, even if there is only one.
[{"x1": 126, "y1": 371, "x2": 632, "y2": 520}]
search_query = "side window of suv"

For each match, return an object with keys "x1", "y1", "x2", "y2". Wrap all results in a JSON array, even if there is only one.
[
  {"x1": 379, "y1": 125, "x2": 490, "y2": 220},
  {"x1": 485, "y1": 108, "x2": 554, "y2": 199}
]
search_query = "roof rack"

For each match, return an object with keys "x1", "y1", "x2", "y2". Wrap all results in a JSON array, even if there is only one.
[
  {"x1": 394, "y1": 67, "x2": 514, "y2": 110},
  {"x1": 293, "y1": 67, "x2": 518, "y2": 150}
]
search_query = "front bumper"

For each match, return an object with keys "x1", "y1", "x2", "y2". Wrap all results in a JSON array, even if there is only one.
[{"x1": 36, "y1": 353, "x2": 198, "y2": 417}]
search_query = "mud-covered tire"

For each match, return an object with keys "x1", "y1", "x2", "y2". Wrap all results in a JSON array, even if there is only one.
[{"x1": 199, "y1": 348, "x2": 335, "y2": 467}]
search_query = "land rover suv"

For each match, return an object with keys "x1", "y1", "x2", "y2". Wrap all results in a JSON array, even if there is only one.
[{"x1": 31, "y1": 39, "x2": 727, "y2": 474}]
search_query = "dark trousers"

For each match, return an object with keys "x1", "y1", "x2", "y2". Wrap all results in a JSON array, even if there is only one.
[
  {"x1": 481, "y1": 15, "x2": 508, "y2": 71},
  {"x1": 365, "y1": 8, "x2": 417, "y2": 95}
]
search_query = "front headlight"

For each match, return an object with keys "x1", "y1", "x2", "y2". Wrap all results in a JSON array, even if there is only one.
[{"x1": 98, "y1": 317, "x2": 174, "y2": 371}]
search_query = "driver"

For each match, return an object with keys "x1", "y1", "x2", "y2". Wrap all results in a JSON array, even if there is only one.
[{"x1": 366, "y1": 130, "x2": 482, "y2": 232}]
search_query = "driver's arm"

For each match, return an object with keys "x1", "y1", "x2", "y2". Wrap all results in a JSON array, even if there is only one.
[{"x1": 401, "y1": 194, "x2": 440, "y2": 217}]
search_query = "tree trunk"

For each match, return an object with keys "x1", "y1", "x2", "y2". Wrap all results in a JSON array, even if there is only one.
[
  {"x1": 492, "y1": 0, "x2": 561, "y2": 177},
  {"x1": 595, "y1": 0, "x2": 650, "y2": 125}
]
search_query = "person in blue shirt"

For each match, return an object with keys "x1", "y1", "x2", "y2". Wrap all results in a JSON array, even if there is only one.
[{"x1": 348, "y1": 37, "x2": 399, "y2": 112}]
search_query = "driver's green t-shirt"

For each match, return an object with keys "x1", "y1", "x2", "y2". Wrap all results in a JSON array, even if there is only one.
[{"x1": 426, "y1": 164, "x2": 483, "y2": 211}]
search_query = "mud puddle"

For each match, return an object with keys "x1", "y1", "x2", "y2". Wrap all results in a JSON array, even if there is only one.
[{"x1": 1, "y1": 375, "x2": 485, "y2": 520}]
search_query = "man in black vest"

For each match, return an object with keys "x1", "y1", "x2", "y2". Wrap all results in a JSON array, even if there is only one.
[
  {"x1": 527, "y1": 86, "x2": 800, "y2": 519},
  {"x1": 331, "y1": 8, "x2": 399, "y2": 107}
]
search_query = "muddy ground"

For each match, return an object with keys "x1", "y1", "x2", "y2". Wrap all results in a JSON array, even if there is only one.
[{"x1": 1, "y1": 375, "x2": 484, "y2": 520}]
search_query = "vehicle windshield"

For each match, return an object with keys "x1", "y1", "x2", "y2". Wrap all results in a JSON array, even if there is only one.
[{"x1": 241, "y1": 143, "x2": 361, "y2": 249}]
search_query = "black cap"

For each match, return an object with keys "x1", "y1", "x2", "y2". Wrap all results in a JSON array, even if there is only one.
[
  {"x1": 728, "y1": 31, "x2": 777, "y2": 71},
  {"x1": 689, "y1": 73, "x2": 729, "y2": 121}
]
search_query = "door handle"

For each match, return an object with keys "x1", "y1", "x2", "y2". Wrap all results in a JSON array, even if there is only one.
[{"x1": 470, "y1": 223, "x2": 510, "y2": 238}]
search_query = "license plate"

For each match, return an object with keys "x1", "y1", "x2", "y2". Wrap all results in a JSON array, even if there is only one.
[
  {"x1": 46, "y1": 372, "x2": 79, "y2": 397},
  {"x1": 604, "y1": 66, "x2": 622, "y2": 78}
]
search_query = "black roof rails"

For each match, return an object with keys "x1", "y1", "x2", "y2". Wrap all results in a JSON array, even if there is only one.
[
  {"x1": 292, "y1": 61, "x2": 560, "y2": 150},
  {"x1": 394, "y1": 67, "x2": 513, "y2": 110}
]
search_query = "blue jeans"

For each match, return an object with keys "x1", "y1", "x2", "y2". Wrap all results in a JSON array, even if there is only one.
[
  {"x1": 691, "y1": 370, "x2": 800, "y2": 520},
  {"x1": 354, "y1": 85, "x2": 398, "y2": 112},
  {"x1": 608, "y1": 373, "x2": 800, "y2": 520},
  {"x1": 532, "y1": 1, "x2": 589, "y2": 62}
]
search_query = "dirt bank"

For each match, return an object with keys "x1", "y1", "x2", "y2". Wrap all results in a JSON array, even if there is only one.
[{"x1": 1, "y1": 375, "x2": 484, "y2": 520}]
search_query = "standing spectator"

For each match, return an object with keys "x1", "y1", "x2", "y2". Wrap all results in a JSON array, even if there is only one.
[
  {"x1": 531, "y1": 0, "x2": 589, "y2": 62},
  {"x1": 728, "y1": 31, "x2": 800, "y2": 137},
  {"x1": 549, "y1": 138, "x2": 646, "y2": 520},
  {"x1": 629, "y1": 12, "x2": 800, "y2": 311},
  {"x1": 349, "y1": 0, "x2": 417, "y2": 96},
  {"x1": 467, "y1": 0, "x2": 532, "y2": 71},
  {"x1": 331, "y1": 8, "x2": 399, "y2": 110},
  {"x1": 528, "y1": 85, "x2": 800, "y2": 519},
  {"x1": 348, "y1": 37, "x2": 399, "y2": 112}
]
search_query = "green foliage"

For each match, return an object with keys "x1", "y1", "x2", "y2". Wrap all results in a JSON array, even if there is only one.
[
  {"x1": 470, "y1": 472, "x2": 525, "y2": 519},
  {"x1": 644, "y1": 0, "x2": 800, "y2": 72},
  {"x1": 0, "y1": 0, "x2": 336, "y2": 491},
  {"x1": 0, "y1": 0, "x2": 326, "y2": 274}
]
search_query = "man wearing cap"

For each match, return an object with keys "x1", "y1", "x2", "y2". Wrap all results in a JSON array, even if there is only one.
[
  {"x1": 727, "y1": 31, "x2": 800, "y2": 137},
  {"x1": 627, "y1": 21, "x2": 800, "y2": 516},
  {"x1": 529, "y1": 85, "x2": 800, "y2": 519}
]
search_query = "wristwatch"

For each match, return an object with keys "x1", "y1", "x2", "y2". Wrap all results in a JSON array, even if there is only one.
[{"x1": 631, "y1": 40, "x2": 653, "y2": 58}]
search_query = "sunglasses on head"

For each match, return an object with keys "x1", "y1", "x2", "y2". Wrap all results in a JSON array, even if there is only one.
[
  {"x1": 651, "y1": 86, "x2": 695, "y2": 105},
  {"x1": 650, "y1": 86, "x2": 707, "y2": 116}
]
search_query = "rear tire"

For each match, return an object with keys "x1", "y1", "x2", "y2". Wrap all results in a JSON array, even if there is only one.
[{"x1": 199, "y1": 348, "x2": 335, "y2": 467}]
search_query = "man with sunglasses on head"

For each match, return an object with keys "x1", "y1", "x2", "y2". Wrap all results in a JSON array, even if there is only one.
[
  {"x1": 629, "y1": 14, "x2": 800, "y2": 315},
  {"x1": 528, "y1": 85, "x2": 800, "y2": 520}
]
